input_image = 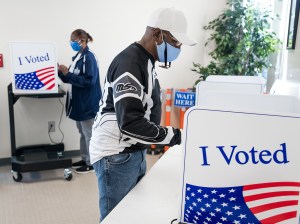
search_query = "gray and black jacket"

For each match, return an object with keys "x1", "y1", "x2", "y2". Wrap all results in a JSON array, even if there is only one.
[{"x1": 89, "y1": 43, "x2": 181, "y2": 164}]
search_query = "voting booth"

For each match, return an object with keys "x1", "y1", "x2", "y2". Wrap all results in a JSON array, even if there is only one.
[
  {"x1": 196, "y1": 75, "x2": 265, "y2": 106},
  {"x1": 10, "y1": 41, "x2": 58, "y2": 94},
  {"x1": 98, "y1": 76, "x2": 300, "y2": 224},
  {"x1": 8, "y1": 41, "x2": 71, "y2": 182},
  {"x1": 178, "y1": 77, "x2": 300, "y2": 223},
  {"x1": 270, "y1": 79, "x2": 300, "y2": 98}
]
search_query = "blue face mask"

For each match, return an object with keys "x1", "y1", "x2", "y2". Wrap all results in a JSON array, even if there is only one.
[
  {"x1": 156, "y1": 39, "x2": 181, "y2": 63},
  {"x1": 70, "y1": 41, "x2": 81, "y2": 52}
]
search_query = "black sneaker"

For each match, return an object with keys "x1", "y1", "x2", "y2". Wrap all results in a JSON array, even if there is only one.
[
  {"x1": 72, "y1": 160, "x2": 86, "y2": 168},
  {"x1": 75, "y1": 165, "x2": 94, "y2": 174}
]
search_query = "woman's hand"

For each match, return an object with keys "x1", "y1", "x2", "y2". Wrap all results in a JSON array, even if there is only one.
[{"x1": 58, "y1": 64, "x2": 68, "y2": 75}]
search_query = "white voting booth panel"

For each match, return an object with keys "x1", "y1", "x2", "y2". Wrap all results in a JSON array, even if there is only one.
[
  {"x1": 201, "y1": 92, "x2": 300, "y2": 114},
  {"x1": 180, "y1": 77, "x2": 300, "y2": 223},
  {"x1": 10, "y1": 41, "x2": 58, "y2": 94},
  {"x1": 196, "y1": 76, "x2": 300, "y2": 114},
  {"x1": 206, "y1": 75, "x2": 266, "y2": 85},
  {"x1": 179, "y1": 107, "x2": 300, "y2": 224},
  {"x1": 270, "y1": 79, "x2": 300, "y2": 98},
  {"x1": 196, "y1": 75, "x2": 265, "y2": 107}
]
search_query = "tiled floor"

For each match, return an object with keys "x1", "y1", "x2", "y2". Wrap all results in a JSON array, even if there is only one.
[{"x1": 0, "y1": 153, "x2": 161, "y2": 224}]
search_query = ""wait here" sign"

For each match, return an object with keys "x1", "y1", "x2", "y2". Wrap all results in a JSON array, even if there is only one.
[{"x1": 174, "y1": 91, "x2": 196, "y2": 107}]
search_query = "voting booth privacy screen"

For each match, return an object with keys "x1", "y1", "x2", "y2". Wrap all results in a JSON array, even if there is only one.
[
  {"x1": 10, "y1": 41, "x2": 58, "y2": 94},
  {"x1": 179, "y1": 108, "x2": 300, "y2": 224},
  {"x1": 178, "y1": 78, "x2": 300, "y2": 224},
  {"x1": 196, "y1": 76, "x2": 265, "y2": 106}
]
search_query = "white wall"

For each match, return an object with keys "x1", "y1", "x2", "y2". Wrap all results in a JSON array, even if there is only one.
[{"x1": 0, "y1": 0, "x2": 226, "y2": 158}]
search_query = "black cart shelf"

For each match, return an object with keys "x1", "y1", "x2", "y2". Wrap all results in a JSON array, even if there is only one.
[{"x1": 7, "y1": 83, "x2": 72, "y2": 182}]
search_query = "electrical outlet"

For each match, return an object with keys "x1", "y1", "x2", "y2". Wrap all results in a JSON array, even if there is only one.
[{"x1": 48, "y1": 121, "x2": 55, "y2": 132}]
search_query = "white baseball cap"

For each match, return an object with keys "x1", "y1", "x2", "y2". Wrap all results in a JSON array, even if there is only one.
[{"x1": 147, "y1": 7, "x2": 197, "y2": 46}]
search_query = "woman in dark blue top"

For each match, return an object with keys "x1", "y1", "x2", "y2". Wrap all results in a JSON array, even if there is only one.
[{"x1": 58, "y1": 29, "x2": 101, "y2": 174}]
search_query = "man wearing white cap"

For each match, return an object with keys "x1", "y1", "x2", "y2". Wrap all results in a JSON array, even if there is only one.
[{"x1": 89, "y1": 7, "x2": 196, "y2": 222}]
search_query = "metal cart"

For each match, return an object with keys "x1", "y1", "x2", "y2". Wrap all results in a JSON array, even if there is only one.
[{"x1": 7, "y1": 83, "x2": 72, "y2": 182}]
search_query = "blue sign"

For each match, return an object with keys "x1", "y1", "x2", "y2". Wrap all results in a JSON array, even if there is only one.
[{"x1": 174, "y1": 91, "x2": 196, "y2": 107}]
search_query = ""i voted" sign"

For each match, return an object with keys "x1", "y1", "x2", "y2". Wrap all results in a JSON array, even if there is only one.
[
  {"x1": 10, "y1": 41, "x2": 58, "y2": 94},
  {"x1": 179, "y1": 107, "x2": 300, "y2": 224}
]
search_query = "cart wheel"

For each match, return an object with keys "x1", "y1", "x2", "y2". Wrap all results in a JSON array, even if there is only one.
[
  {"x1": 12, "y1": 171, "x2": 22, "y2": 182},
  {"x1": 65, "y1": 173, "x2": 72, "y2": 181},
  {"x1": 64, "y1": 168, "x2": 72, "y2": 181}
]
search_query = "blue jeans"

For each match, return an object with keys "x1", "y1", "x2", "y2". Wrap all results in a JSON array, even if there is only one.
[{"x1": 93, "y1": 150, "x2": 147, "y2": 222}]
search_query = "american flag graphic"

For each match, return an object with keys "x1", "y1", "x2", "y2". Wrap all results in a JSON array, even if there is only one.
[
  {"x1": 183, "y1": 182, "x2": 300, "y2": 224},
  {"x1": 14, "y1": 66, "x2": 55, "y2": 90}
]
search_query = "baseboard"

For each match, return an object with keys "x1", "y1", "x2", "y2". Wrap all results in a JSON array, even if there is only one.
[
  {"x1": 0, "y1": 150, "x2": 80, "y2": 167},
  {"x1": 0, "y1": 157, "x2": 10, "y2": 166}
]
